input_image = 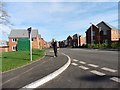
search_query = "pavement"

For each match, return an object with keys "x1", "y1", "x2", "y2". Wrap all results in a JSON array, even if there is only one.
[{"x1": 2, "y1": 49, "x2": 70, "y2": 89}]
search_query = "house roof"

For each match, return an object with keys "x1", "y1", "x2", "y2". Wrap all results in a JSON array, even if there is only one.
[
  {"x1": 9, "y1": 29, "x2": 38, "y2": 38},
  {"x1": 97, "y1": 21, "x2": 118, "y2": 30}
]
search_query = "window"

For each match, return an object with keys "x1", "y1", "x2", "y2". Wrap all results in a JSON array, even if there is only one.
[
  {"x1": 103, "y1": 39, "x2": 108, "y2": 44},
  {"x1": 103, "y1": 31, "x2": 107, "y2": 35},
  {"x1": 93, "y1": 31, "x2": 95, "y2": 36},
  {"x1": 12, "y1": 38, "x2": 17, "y2": 42},
  {"x1": 12, "y1": 45, "x2": 17, "y2": 51},
  {"x1": 32, "y1": 38, "x2": 34, "y2": 41},
  {"x1": 93, "y1": 40, "x2": 96, "y2": 44}
]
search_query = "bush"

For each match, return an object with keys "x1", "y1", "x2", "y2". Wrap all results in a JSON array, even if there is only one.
[
  {"x1": 111, "y1": 42, "x2": 120, "y2": 49},
  {"x1": 87, "y1": 44, "x2": 91, "y2": 48},
  {"x1": 86, "y1": 44, "x2": 109, "y2": 49}
]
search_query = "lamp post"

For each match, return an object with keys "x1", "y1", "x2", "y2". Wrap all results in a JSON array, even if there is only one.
[{"x1": 27, "y1": 27, "x2": 32, "y2": 62}]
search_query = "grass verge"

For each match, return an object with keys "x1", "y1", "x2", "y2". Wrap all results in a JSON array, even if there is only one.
[{"x1": 0, "y1": 49, "x2": 45, "y2": 72}]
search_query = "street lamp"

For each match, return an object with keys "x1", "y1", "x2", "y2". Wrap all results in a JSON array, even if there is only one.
[{"x1": 27, "y1": 27, "x2": 32, "y2": 61}]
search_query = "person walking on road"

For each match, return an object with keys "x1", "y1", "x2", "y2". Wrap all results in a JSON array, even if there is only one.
[{"x1": 52, "y1": 38, "x2": 57, "y2": 57}]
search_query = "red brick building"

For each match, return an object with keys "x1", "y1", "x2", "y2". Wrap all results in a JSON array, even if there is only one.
[
  {"x1": 67, "y1": 35, "x2": 73, "y2": 47},
  {"x1": 86, "y1": 21, "x2": 120, "y2": 45},
  {"x1": 8, "y1": 29, "x2": 47, "y2": 51}
]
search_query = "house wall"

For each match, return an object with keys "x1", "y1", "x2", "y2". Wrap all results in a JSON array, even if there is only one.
[
  {"x1": 86, "y1": 25, "x2": 100, "y2": 44},
  {"x1": 0, "y1": 46, "x2": 9, "y2": 52},
  {"x1": 79, "y1": 36, "x2": 86, "y2": 46},
  {"x1": 86, "y1": 28, "x2": 91, "y2": 44},
  {"x1": 67, "y1": 36, "x2": 72, "y2": 46},
  {"x1": 111, "y1": 29, "x2": 120, "y2": 41},
  {"x1": 9, "y1": 36, "x2": 41, "y2": 51},
  {"x1": 9, "y1": 38, "x2": 17, "y2": 51},
  {"x1": 32, "y1": 35, "x2": 40, "y2": 49},
  {"x1": 39, "y1": 38, "x2": 46, "y2": 49},
  {"x1": 97, "y1": 22, "x2": 111, "y2": 44}
]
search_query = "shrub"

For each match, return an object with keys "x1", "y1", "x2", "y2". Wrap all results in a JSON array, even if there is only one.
[
  {"x1": 87, "y1": 44, "x2": 92, "y2": 48},
  {"x1": 86, "y1": 44, "x2": 109, "y2": 49},
  {"x1": 111, "y1": 42, "x2": 120, "y2": 49}
]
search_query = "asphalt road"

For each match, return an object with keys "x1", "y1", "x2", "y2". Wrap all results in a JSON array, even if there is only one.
[
  {"x1": 40, "y1": 48, "x2": 119, "y2": 88},
  {"x1": 2, "y1": 49, "x2": 68, "y2": 89}
]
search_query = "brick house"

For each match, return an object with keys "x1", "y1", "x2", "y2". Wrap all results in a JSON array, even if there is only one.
[
  {"x1": 86, "y1": 21, "x2": 120, "y2": 45},
  {"x1": 8, "y1": 29, "x2": 45, "y2": 51},
  {"x1": 39, "y1": 38, "x2": 47, "y2": 49},
  {"x1": 67, "y1": 35, "x2": 73, "y2": 47},
  {"x1": 86, "y1": 24, "x2": 100, "y2": 44},
  {"x1": 79, "y1": 36, "x2": 86, "y2": 46},
  {"x1": 72, "y1": 34, "x2": 79, "y2": 47}
]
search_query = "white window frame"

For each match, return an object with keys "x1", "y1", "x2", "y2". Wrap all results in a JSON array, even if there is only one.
[
  {"x1": 12, "y1": 38, "x2": 17, "y2": 42},
  {"x1": 12, "y1": 45, "x2": 17, "y2": 51},
  {"x1": 93, "y1": 31, "x2": 95, "y2": 36},
  {"x1": 32, "y1": 38, "x2": 34, "y2": 41}
]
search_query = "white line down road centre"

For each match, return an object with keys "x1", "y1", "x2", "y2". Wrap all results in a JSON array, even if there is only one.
[
  {"x1": 90, "y1": 70, "x2": 106, "y2": 76},
  {"x1": 110, "y1": 77, "x2": 120, "y2": 83},
  {"x1": 78, "y1": 66, "x2": 89, "y2": 70},
  {"x1": 71, "y1": 63, "x2": 78, "y2": 66},
  {"x1": 79, "y1": 61, "x2": 86, "y2": 64},
  {"x1": 101, "y1": 67, "x2": 117, "y2": 73},
  {"x1": 73, "y1": 59, "x2": 78, "y2": 62},
  {"x1": 88, "y1": 64, "x2": 99, "y2": 68}
]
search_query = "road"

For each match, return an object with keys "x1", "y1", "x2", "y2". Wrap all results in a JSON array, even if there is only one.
[
  {"x1": 40, "y1": 48, "x2": 119, "y2": 88},
  {"x1": 2, "y1": 49, "x2": 68, "y2": 89}
]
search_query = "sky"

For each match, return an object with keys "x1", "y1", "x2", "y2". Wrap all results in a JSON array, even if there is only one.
[{"x1": 1, "y1": 0, "x2": 119, "y2": 42}]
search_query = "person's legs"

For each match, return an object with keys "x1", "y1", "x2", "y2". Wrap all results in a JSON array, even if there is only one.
[
  {"x1": 53, "y1": 47, "x2": 56, "y2": 57},
  {"x1": 55, "y1": 47, "x2": 57, "y2": 57}
]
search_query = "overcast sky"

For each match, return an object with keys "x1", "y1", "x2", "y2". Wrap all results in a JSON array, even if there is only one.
[{"x1": 1, "y1": 0, "x2": 119, "y2": 42}]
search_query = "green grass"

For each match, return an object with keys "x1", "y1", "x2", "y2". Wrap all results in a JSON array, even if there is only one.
[{"x1": 0, "y1": 49, "x2": 45, "y2": 72}]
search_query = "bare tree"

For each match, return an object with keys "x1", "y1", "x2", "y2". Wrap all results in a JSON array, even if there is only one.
[{"x1": 0, "y1": 1, "x2": 11, "y2": 26}]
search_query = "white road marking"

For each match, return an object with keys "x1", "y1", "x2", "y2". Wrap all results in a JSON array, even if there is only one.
[
  {"x1": 71, "y1": 63, "x2": 78, "y2": 66},
  {"x1": 49, "y1": 50, "x2": 54, "y2": 52},
  {"x1": 73, "y1": 59, "x2": 78, "y2": 62},
  {"x1": 79, "y1": 61, "x2": 86, "y2": 64},
  {"x1": 110, "y1": 77, "x2": 120, "y2": 83},
  {"x1": 90, "y1": 70, "x2": 106, "y2": 76},
  {"x1": 101, "y1": 67, "x2": 117, "y2": 73},
  {"x1": 78, "y1": 66, "x2": 89, "y2": 70},
  {"x1": 22, "y1": 53, "x2": 71, "y2": 89},
  {"x1": 88, "y1": 64, "x2": 99, "y2": 68}
]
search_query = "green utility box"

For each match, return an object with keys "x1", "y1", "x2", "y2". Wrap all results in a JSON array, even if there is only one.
[{"x1": 17, "y1": 38, "x2": 30, "y2": 51}]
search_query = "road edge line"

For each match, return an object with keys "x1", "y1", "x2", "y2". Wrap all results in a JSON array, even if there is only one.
[{"x1": 21, "y1": 52, "x2": 71, "y2": 89}]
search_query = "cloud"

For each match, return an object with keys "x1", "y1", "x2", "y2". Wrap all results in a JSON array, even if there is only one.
[{"x1": 3, "y1": 2, "x2": 118, "y2": 41}]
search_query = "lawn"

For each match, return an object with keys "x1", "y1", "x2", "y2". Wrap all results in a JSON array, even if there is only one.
[{"x1": 0, "y1": 49, "x2": 45, "y2": 72}]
